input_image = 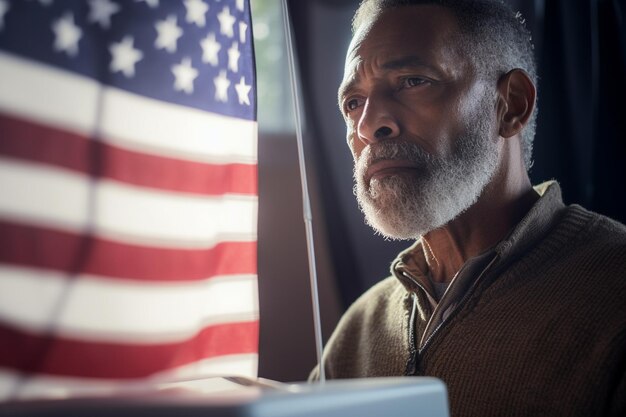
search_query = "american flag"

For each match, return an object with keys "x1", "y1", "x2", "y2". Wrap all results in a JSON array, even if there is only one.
[{"x1": 0, "y1": 0, "x2": 258, "y2": 400}]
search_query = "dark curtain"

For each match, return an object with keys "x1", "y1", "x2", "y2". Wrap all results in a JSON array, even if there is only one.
[{"x1": 532, "y1": 0, "x2": 626, "y2": 222}]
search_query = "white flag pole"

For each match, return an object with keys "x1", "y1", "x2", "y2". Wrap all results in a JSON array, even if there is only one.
[{"x1": 280, "y1": 0, "x2": 326, "y2": 384}]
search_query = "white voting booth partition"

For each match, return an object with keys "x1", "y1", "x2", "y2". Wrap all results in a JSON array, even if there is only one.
[{"x1": 1, "y1": 377, "x2": 450, "y2": 417}]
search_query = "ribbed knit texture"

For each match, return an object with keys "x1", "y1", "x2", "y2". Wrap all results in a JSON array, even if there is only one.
[{"x1": 312, "y1": 183, "x2": 626, "y2": 417}]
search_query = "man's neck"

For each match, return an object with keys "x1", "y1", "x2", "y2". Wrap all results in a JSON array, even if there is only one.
[{"x1": 422, "y1": 170, "x2": 539, "y2": 284}]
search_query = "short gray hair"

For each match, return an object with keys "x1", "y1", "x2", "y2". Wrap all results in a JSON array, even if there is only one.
[{"x1": 352, "y1": 0, "x2": 538, "y2": 169}]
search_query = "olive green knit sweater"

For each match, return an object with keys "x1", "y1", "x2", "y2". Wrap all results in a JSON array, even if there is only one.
[{"x1": 313, "y1": 183, "x2": 626, "y2": 417}]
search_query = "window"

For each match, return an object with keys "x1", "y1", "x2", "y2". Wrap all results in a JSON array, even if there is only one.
[{"x1": 251, "y1": 0, "x2": 295, "y2": 133}]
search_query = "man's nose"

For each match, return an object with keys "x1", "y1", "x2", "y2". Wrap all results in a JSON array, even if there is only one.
[{"x1": 356, "y1": 96, "x2": 400, "y2": 144}]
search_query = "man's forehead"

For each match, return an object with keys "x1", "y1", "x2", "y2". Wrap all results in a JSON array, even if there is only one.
[
  {"x1": 349, "y1": 6, "x2": 462, "y2": 60},
  {"x1": 339, "y1": 5, "x2": 467, "y2": 90}
]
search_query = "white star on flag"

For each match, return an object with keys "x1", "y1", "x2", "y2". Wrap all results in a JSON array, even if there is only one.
[
  {"x1": 200, "y1": 32, "x2": 220, "y2": 66},
  {"x1": 184, "y1": 0, "x2": 209, "y2": 27},
  {"x1": 52, "y1": 12, "x2": 82, "y2": 57},
  {"x1": 172, "y1": 57, "x2": 198, "y2": 94},
  {"x1": 217, "y1": 6, "x2": 235, "y2": 38},
  {"x1": 109, "y1": 36, "x2": 143, "y2": 77},
  {"x1": 235, "y1": 76, "x2": 251, "y2": 106},
  {"x1": 227, "y1": 42, "x2": 240, "y2": 73},
  {"x1": 88, "y1": 0, "x2": 120, "y2": 29},
  {"x1": 155, "y1": 15, "x2": 183, "y2": 53},
  {"x1": 135, "y1": 0, "x2": 158, "y2": 8},
  {"x1": 0, "y1": 0, "x2": 9, "y2": 31},
  {"x1": 236, "y1": 0, "x2": 245, "y2": 12},
  {"x1": 213, "y1": 70, "x2": 230, "y2": 102},
  {"x1": 239, "y1": 21, "x2": 248, "y2": 44}
]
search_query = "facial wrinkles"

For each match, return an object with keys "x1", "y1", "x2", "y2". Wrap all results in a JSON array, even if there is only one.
[
  {"x1": 342, "y1": 41, "x2": 473, "y2": 159},
  {"x1": 339, "y1": 55, "x2": 361, "y2": 103},
  {"x1": 343, "y1": 49, "x2": 412, "y2": 154},
  {"x1": 340, "y1": 63, "x2": 360, "y2": 150},
  {"x1": 342, "y1": 54, "x2": 381, "y2": 104},
  {"x1": 350, "y1": 7, "x2": 468, "y2": 80},
  {"x1": 342, "y1": 21, "x2": 408, "y2": 108},
  {"x1": 341, "y1": 19, "x2": 373, "y2": 97},
  {"x1": 342, "y1": 56, "x2": 382, "y2": 155},
  {"x1": 352, "y1": 90, "x2": 499, "y2": 240}
]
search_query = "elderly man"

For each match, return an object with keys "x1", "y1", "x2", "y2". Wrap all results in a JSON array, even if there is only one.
[{"x1": 311, "y1": 1, "x2": 626, "y2": 416}]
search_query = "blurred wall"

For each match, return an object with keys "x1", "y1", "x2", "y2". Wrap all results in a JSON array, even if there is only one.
[{"x1": 257, "y1": 132, "x2": 343, "y2": 382}]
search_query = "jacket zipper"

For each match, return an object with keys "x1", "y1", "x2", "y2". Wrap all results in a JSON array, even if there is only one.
[
  {"x1": 400, "y1": 270, "x2": 431, "y2": 376},
  {"x1": 405, "y1": 293, "x2": 419, "y2": 375},
  {"x1": 403, "y1": 254, "x2": 500, "y2": 369},
  {"x1": 418, "y1": 255, "x2": 499, "y2": 353}
]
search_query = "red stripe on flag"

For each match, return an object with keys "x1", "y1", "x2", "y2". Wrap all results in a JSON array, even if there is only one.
[
  {"x1": 0, "y1": 221, "x2": 256, "y2": 281},
  {"x1": 0, "y1": 114, "x2": 257, "y2": 196},
  {"x1": 0, "y1": 321, "x2": 259, "y2": 379}
]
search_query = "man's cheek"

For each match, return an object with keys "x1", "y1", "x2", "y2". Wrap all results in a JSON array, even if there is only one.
[{"x1": 347, "y1": 134, "x2": 362, "y2": 161}]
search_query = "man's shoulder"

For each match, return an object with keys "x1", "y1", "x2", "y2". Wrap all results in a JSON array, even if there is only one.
[
  {"x1": 573, "y1": 203, "x2": 626, "y2": 230},
  {"x1": 350, "y1": 276, "x2": 406, "y2": 308},
  {"x1": 564, "y1": 204, "x2": 626, "y2": 256},
  {"x1": 327, "y1": 276, "x2": 408, "y2": 350},
  {"x1": 533, "y1": 204, "x2": 626, "y2": 291},
  {"x1": 318, "y1": 276, "x2": 410, "y2": 379},
  {"x1": 520, "y1": 204, "x2": 626, "y2": 321},
  {"x1": 334, "y1": 276, "x2": 407, "y2": 332},
  {"x1": 531, "y1": 182, "x2": 626, "y2": 253}
]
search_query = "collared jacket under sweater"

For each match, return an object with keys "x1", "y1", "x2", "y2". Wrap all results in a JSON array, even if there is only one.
[{"x1": 312, "y1": 183, "x2": 626, "y2": 417}]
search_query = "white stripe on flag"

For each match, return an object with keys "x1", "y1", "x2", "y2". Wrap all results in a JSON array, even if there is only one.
[
  {"x1": 101, "y1": 88, "x2": 258, "y2": 164},
  {"x1": 0, "y1": 354, "x2": 258, "y2": 401},
  {"x1": 0, "y1": 158, "x2": 257, "y2": 247},
  {"x1": 0, "y1": 53, "x2": 100, "y2": 137},
  {"x1": 0, "y1": 265, "x2": 258, "y2": 342},
  {"x1": 0, "y1": 51, "x2": 257, "y2": 164}
]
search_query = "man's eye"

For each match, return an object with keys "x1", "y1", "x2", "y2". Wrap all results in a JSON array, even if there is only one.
[
  {"x1": 403, "y1": 77, "x2": 427, "y2": 87},
  {"x1": 345, "y1": 98, "x2": 362, "y2": 112}
]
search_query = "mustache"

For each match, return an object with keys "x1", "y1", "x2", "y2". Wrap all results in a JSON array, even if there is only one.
[{"x1": 355, "y1": 141, "x2": 436, "y2": 177}]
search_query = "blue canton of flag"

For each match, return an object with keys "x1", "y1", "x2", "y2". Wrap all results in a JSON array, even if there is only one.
[{"x1": 0, "y1": 0, "x2": 256, "y2": 120}]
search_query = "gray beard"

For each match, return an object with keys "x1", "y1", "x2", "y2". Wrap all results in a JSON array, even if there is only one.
[{"x1": 353, "y1": 98, "x2": 499, "y2": 240}]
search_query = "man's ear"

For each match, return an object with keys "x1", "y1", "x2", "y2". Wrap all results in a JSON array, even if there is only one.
[{"x1": 496, "y1": 69, "x2": 536, "y2": 138}]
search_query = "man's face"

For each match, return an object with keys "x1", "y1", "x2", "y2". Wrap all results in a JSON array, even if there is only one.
[{"x1": 339, "y1": 5, "x2": 501, "y2": 239}]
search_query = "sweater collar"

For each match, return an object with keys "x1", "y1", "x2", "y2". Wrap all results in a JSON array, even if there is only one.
[
  {"x1": 392, "y1": 181, "x2": 566, "y2": 294},
  {"x1": 493, "y1": 181, "x2": 565, "y2": 260}
]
